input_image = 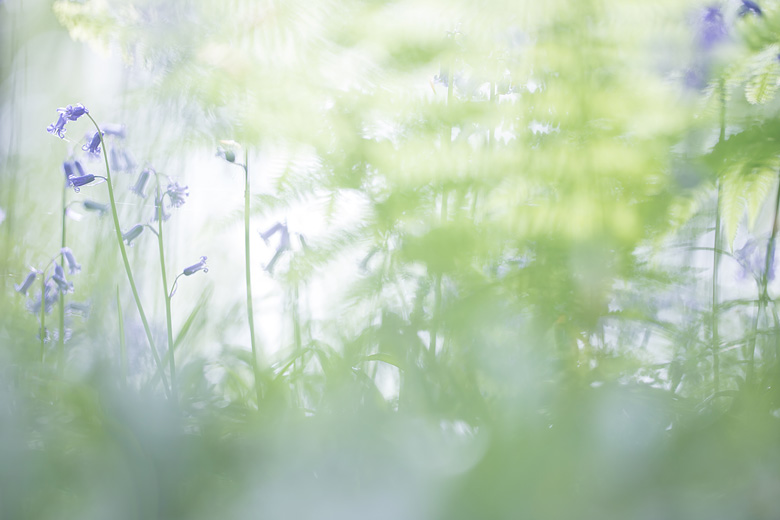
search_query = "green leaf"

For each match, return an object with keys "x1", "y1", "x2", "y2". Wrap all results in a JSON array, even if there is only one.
[{"x1": 745, "y1": 44, "x2": 780, "y2": 105}]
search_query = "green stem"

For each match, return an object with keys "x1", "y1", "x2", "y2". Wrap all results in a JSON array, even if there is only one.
[
  {"x1": 86, "y1": 114, "x2": 171, "y2": 400},
  {"x1": 117, "y1": 285, "x2": 127, "y2": 388},
  {"x1": 58, "y1": 182, "x2": 67, "y2": 373},
  {"x1": 40, "y1": 272, "x2": 46, "y2": 361},
  {"x1": 156, "y1": 183, "x2": 178, "y2": 404},
  {"x1": 711, "y1": 82, "x2": 726, "y2": 395},
  {"x1": 243, "y1": 150, "x2": 263, "y2": 407}
]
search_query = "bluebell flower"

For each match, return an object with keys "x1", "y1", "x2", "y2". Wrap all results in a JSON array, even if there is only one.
[
  {"x1": 166, "y1": 182, "x2": 188, "y2": 208},
  {"x1": 739, "y1": 0, "x2": 762, "y2": 17},
  {"x1": 47, "y1": 113, "x2": 68, "y2": 139},
  {"x1": 61, "y1": 247, "x2": 81, "y2": 274},
  {"x1": 122, "y1": 224, "x2": 144, "y2": 246},
  {"x1": 699, "y1": 7, "x2": 728, "y2": 51},
  {"x1": 14, "y1": 268, "x2": 38, "y2": 295},
  {"x1": 83, "y1": 200, "x2": 108, "y2": 215},
  {"x1": 261, "y1": 222, "x2": 291, "y2": 273},
  {"x1": 260, "y1": 222, "x2": 285, "y2": 243},
  {"x1": 130, "y1": 168, "x2": 152, "y2": 198},
  {"x1": 82, "y1": 131, "x2": 103, "y2": 155},
  {"x1": 183, "y1": 256, "x2": 208, "y2": 276},
  {"x1": 47, "y1": 103, "x2": 88, "y2": 138},
  {"x1": 63, "y1": 161, "x2": 76, "y2": 186},
  {"x1": 61, "y1": 103, "x2": 89, "y2": 121},
  {"x1": 52, "y1": 263, "x2": 74, "y2": 293},
  {"x1": 70, "y1": 174, "x2": 95, "y2": 191}
]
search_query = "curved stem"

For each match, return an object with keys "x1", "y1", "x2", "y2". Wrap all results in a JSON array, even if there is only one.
[
  {"x1": 244, "y1": 151, "x2": 262, "y2": 407},
  {"x1": 156, "y1": 183, "x2": 178, "y2": 404},
  {"x1": 86, "y1": 114, "x2": 171, "y2": 400}
]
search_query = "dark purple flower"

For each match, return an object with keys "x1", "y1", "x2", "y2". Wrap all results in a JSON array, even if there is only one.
[
  {"x1": 61, "y1": 103, "x2": 89, "y2": 121},
  {"x1": 47, "y1": 113, "x2": 68, "y2": 139},
  {"x1": 183, "y1": 256, "x2": 208, "y2": 276},
  {"x1": 70, "y1": 174, "x2": 95, "y2": 191},
  {"x1": 82, "y1": 131, "x2": 102, "y2": 155},
  {"x1": 739, "y1": 0, "x2": 762, "y2": 17},
  {"x1": 14, "y1": 268, "x2": 38, "y2": 295}
]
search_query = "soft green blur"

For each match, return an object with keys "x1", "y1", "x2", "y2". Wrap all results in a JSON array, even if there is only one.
[{"x1": 2, "y1": 0, "x2": 780, "y2": 518}]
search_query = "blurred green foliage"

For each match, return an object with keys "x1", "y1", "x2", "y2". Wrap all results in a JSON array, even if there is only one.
[{"x1": 2, "y1": 0, "x2": 780, "y2": 518}]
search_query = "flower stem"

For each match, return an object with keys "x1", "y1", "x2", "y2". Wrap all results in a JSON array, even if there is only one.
[
  {"x1": 711, "y1": 82, "x2": 726, "y2": 396},
  {"x1": 243, "y1": 150, "x2": 263, "y2": 407},
  {"x1": 58, "y1": 181, "x2": 67, "y2": 373},
  {"x1": 86, "y1": 114, "x2": 171, "y2": 400},
  {"x1": 117, "y1": 285, "x2": 127, "y2": 388},
  {"x1": 39, "y1": 272, "x2": 46, "y2": 361},
  {"x1": 156, "y1": 183, "x2": 178, "y2": 404}
]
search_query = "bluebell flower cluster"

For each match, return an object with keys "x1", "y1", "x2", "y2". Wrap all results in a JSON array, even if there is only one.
[
  {"x1": 47, "y1": 103, "x2": 88, "y2": 139},
  {"x1": 15, "y1": 248, "x2": 83, "y2": 317}
]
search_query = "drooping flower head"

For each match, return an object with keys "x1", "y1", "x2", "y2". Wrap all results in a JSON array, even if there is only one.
[
  {"x1": 70, "y1": 174, "x2": 95, "y2": 192},
  {"x1": 166, "y1": 182, "x2": 189, "y2": 208},
  {"x1": 83, "y1": 200, "x2": 108, "y2": 215},
  {"x1": 14, "y1": 268, "x2": 38, "y2": 295},
  {"x1": 130, "y1": 168, "x2": 152, "y2": 199},
  {"x1": 122, "y1": 224, "x2": 144, "y2": 246},
  {"x1": 61, "y1": 103, "x2": 89, "y2": 121},
  {"x1": 82, "y1": 131, "x2": 103, "y2": 155},
  {"x1": 47, "y1": 113, "x2": 68, "y2": 139},
  {"x1": 61, "y1": 247, "x2": 81, "y2": 275},
  {"x1": 51, "y1": 263, "x2": 74, "y2": 294},
  {"x1": 47, "y1": 103, "x2": 88, "y2": 138},
  {"x1": 183, "y1": 256, "x2": 208, "y2": 276}
]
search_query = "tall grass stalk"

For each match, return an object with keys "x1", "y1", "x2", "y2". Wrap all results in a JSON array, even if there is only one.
[{"x1": 86, "y1": 114, "x2": 171, "y2": 400}]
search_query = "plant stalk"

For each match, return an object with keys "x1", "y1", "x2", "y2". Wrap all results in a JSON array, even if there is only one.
[{"x1": 86, "y1": 114, "x2": 171, "y2": 400}]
